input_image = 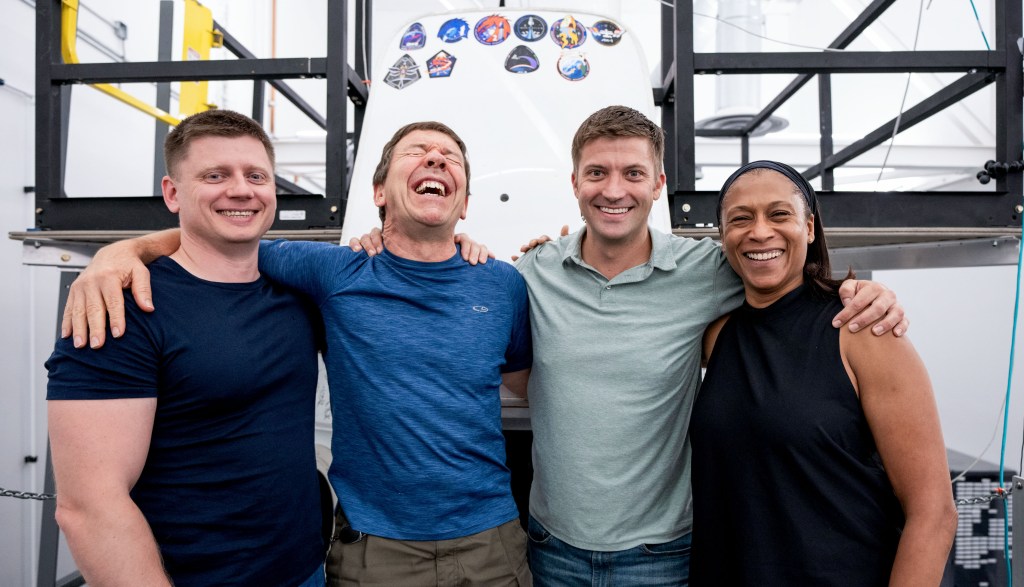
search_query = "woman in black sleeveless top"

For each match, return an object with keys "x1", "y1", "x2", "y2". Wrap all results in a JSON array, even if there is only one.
[{"x1": 689, "y1": 161, "x2": 956, "y2": 586}]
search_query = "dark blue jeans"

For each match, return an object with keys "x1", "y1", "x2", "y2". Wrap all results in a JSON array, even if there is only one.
[{"x1": 527, "y1": 515, "x2": 690, "y2": 587}]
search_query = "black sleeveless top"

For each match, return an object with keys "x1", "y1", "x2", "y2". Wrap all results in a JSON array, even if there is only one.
[{"x1": 690, "y1": 284, "x2": 904, "y2": 586}]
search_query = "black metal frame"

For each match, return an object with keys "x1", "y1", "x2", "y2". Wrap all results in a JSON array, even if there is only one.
[
  {"x1": 33, "y1": 0, "x2": 369, "y2": 231},
  {"x1": 34, "y1": 0, "x2": 1023, "y2": 234},
  {"x1": 660, "y1": 0, "x2": 1023, "y2": 230}
]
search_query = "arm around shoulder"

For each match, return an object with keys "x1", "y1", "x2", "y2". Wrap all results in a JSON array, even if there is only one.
[
  {"x1": 841, "y1": 330, "x2": 956, "y2": 586},
  {"x1": 834, "y1": 279, "x2": 909, "y2": 337},
  {"x1": 258, "y1": 239, "x2": 358, "y2": 301},
  {"x1": 63, "y1": 229, "x2": 182, "y2": 350},
  {"x1": 132, "y1": 228, "x2": 183, "y2": 263}
]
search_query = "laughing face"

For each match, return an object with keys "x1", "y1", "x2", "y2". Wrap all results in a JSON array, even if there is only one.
[
  {"x1": 572, "y1": 136, "x2": 665, "y2": 252},
  {"x1": 162, "y1": 134, "x2": 276, "y2": 250},
  {"x1": 719, "y1": 169, "x2": 814, "y2": 307},
  {"x1": 373, "y1": 129, "x2": 468, "y2": 237}
]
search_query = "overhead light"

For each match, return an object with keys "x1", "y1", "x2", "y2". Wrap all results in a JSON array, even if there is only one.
[
  {"x1": 700, "y1": 0, "x2": 789, "y2": 138},
  {"x1": 696, "y1": 110, "x2": 788, "y2": 137}
]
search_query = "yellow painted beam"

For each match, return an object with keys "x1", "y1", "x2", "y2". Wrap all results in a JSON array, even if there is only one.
[
  {"x1": 61, "y1": 0, "x2": 181, "y2": 126},
  {"x1": 180, "y1": 0, "x2": 219, "y2": 115}
]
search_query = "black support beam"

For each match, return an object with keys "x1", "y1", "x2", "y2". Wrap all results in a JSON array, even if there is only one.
[
  {"x1": 994, "y1": 0, "x2": 1024, "y2": 200},
  {"x1": 51, "y1": 58, "x2": 329, "y2": 84},
  {"x1": 216, "y1": 22, "x2": 332, "y2": 129},
  {"x1": 661, "y1": 0, "x2": 697, "y2": 193},
  {"x1": 803, "y1": 71, "x2": 997, "y2": 180},
  {"x1": 817, "y1": 74, "x2": 834, "y2": 190},
  {"x1": 152, "y1": 0, "x2": 173, "y2": 194},
  {"x1": 742, "y1": 0, "x2": 897, "y2": 135},
  {"x1": 35, "y1": 0, "x2": 64, "y2": 202},
  {"x1": 692, "y1": 50, "x2": 1003, "y2": 75},
  {"x1": 36, "y1": 195, "x2": 338, "y2": 231},
  {"x1": 325, "y1": 0, "x2": 348, "y2": 201},
  {"x1": 670, "y1": 190, "x2": 1019, "y2": 230}
]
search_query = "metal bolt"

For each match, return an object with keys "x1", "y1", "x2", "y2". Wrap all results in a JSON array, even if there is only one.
[
  {"x1": 60, "y1": 254, "x2": 71, "y2": 263},
  {"x1": 330, "y1": 206, "x2": 338, "y2": 213},
  {"x1": 35, "y1": 208, "x2": 43, "y2": 214},
  {"x1": 1015, "y1": 205, "x2": 1023, "y2": 214},
  {"x1": 681, "y1": 203, "x2": 691, "y2": 213}
]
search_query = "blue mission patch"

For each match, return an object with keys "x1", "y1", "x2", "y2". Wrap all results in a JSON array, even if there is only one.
[
  {"x1": 514, "y1": 14, "x2": 547, "y2": 42},
  {"x1": 557, "y1": 51, "x2": 590, "y2": 81},
  {"x1": 438, "y1": 18, "x2": 469, "y2": 43},
  {"x1": 400, "y1": 23, "x2": 426, "y2": 50},
  {"x1": 590, "y1": 20, "x2": 624, "y2": 46}
]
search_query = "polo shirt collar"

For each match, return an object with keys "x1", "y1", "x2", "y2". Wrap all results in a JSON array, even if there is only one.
[{"x1": 563, "y1": 226, "x2": 678, "y2": 271}]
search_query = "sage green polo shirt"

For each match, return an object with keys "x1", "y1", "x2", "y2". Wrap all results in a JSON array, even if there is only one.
[{"x1": 516, "y1": 227, "x2": 743, "y2": 551}]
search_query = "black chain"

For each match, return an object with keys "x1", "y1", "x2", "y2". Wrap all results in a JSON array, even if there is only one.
[{"x1": 0, "y1": 487, "x2": 56, "y2": 501}]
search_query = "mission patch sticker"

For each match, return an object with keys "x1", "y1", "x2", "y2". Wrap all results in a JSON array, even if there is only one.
[
  {"x1": 384, "y1": 54, "x2": 421, "y2": 89},
  {"x1": 438, "y1": 18, "x2": 469, "y2": 43},
  {"x1": 474, "y1": 14, "x2": 511, "y2": 45},
  {"x1": 400, "y1": 23, "x2": 426, "y2": 50},
  {"x1": 590, "y1": 20, "x2": 624, "y2": 46},
  {"x1": 505, "y1": 45, "x2": 539, "y2": 74},
  {"x1": 427, "y1": 50, "x2": 456, "y2": 78},
  {"x1": 551, "y1": 16, "x2": 587, "y2": 49},
  {"x1": 557, "y1": 51, "x2": 590, "y2": 81},
  {"x1": 514, "y1": 14, "x2": 547, "y2": 42}
]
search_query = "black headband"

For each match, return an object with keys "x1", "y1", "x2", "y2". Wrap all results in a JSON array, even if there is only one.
[{"x1": 716, "y1": 160, "x2": 818, "y2": 224}]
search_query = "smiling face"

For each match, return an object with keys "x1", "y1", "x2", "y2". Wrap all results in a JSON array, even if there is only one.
[
  {"x1": 373, "y1": 129, "x2": 469, "y2": 236},
  {"x1": 719, "y1": 169, "x2": 815, "y2": 307},
  {"x1": 162, "y1": 134, "x2": 276, "y2": 250},
  {"x1": 572, "y1": 136, "x2": 665, "y2": 251}
]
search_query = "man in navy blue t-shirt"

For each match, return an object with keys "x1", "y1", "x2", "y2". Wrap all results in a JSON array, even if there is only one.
[{"x1": 46, "y1": 110, "x2": 326, "y2": 587}]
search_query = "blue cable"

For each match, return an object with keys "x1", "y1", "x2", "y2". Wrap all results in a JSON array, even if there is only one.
[
  {"x1": 998, "y1": 199, "x2": 1023, "y2": 585},
  {"x1": 968, "y1": 0, "x2": 992, "y2": 50}
]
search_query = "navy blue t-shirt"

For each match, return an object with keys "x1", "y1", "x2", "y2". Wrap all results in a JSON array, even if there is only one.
[{"x1": 46, "y1": 257, "x2": 324, "y2": 586}]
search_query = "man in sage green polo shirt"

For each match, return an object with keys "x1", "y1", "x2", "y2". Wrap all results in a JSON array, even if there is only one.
[{"x1": 514, "y1": 105, "x2": 907, "y2": 586}]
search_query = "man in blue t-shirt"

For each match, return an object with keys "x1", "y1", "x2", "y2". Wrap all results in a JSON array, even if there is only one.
[
  {"x1": 45, "y1": 110, "x2": 326, "y2": 586},
  {"x1": 57, "y1": 121, "x2": 533, "y2": 586}
]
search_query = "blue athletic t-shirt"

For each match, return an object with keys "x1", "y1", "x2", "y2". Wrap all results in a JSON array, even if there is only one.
[
  {"x1": 46, "y1": 257, "x2": 324, "y2": 587},
  {"x1": 259, "y1": 240, "x2": 531, "y2": 540}
]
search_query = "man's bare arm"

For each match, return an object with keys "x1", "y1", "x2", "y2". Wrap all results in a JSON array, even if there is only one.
[
  {"x1": 501, "y1": 369, "x2": 530, "y2": 400},
  {"x1": 49, "y1": 398, "x2": 173, "y2": 586},
  {"x1": 62, "y1": 229, "x2": 181, "y2": 349}
]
